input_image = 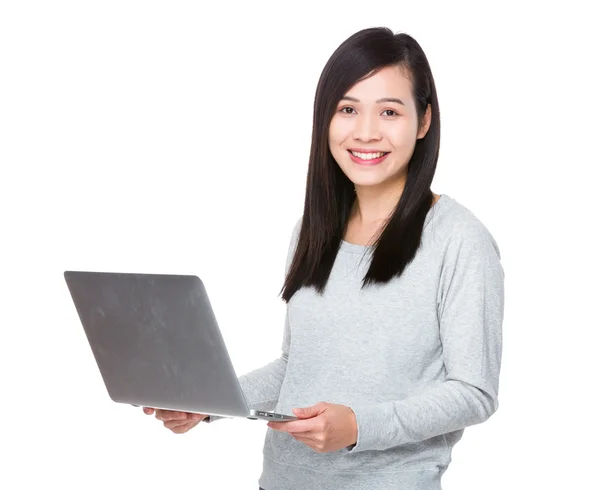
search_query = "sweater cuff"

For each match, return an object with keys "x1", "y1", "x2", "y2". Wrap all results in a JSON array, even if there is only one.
[{"x1": 342, "y1": 402, "x2": 389, "y2": 453}]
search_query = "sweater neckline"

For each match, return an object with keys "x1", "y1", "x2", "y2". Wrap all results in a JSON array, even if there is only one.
[{"x1": 339, "y1": 194, "x2": 449, "y2": 254}]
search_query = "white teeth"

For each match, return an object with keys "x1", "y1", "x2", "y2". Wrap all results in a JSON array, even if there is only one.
[{"x1": 351, "y1": 151, "x2": 387, "y2": 160}]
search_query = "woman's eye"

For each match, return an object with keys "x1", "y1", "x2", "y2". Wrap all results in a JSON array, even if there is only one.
[{"x1": 339, "y1": 107, "x2": 398, "y2": 116}]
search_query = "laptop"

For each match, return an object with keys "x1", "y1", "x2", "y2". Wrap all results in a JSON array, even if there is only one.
[{"x1": 64, "y1": 270, "x2": 297, "y2": 422}]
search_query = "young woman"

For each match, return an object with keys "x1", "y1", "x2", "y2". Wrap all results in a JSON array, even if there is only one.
[{"x1": 145, "y1": 26, "x2": 504, "y2": 490}]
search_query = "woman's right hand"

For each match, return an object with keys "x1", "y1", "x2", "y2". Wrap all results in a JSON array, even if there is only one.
[{"x1": 143, "y1": 407, "x2": 209, "y2": 434}]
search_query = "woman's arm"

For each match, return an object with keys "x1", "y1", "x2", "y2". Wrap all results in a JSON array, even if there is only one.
[{"x1": 345, "y1": 222, "x2": 504, "y2": 451}]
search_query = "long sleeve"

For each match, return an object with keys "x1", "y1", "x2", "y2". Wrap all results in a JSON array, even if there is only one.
[
  {"x1": 204, "y1": 219, "x2": 301, "y2": 423},
  {"x1": 345, "y1": 222, "x2": 504, "y2": 452}
]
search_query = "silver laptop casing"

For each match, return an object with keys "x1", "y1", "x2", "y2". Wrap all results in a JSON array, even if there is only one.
[{"x1": 64, "y1": 271, "x2": 297, "y2": 422}]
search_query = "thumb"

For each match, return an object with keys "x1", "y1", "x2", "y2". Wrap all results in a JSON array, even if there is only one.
[{"x1": 292, "y1": 405, "x2": 321, "y2": 418}]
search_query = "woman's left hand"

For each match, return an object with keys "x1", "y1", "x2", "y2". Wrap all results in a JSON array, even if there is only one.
[{"x1": 267, "y1": 402, "x2": 358, "y2": 453}]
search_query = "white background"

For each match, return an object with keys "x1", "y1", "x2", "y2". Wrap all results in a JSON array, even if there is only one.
[{"x1": 1, "y1": 1, "x2": 598, "y2": 488}]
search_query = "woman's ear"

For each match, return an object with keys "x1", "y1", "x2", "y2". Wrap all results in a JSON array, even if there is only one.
[{"x1": 417, "y1": 104, "x2": 432, "y2": 140}]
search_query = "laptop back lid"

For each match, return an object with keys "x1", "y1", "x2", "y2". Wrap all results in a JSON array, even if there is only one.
[{"x1": 64, "y1": 271, "x2": 250, "y2": 418}]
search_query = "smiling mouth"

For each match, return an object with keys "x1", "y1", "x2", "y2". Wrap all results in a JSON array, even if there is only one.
[
  {"x1": 347, "y1": 149, "x2": 390, "y2": 165},
  {"x1": 348, "y1": 150, "x2": 390, "y2": 160}
]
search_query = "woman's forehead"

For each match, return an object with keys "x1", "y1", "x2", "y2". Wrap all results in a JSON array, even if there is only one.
[{"x1": 343, "y1": 66, "x2": 413, "y2": 104}]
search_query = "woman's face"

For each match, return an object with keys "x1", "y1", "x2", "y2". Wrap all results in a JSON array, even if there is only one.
[{"x1": 328, "y1": 65, "x2": 431, "y2": 191}]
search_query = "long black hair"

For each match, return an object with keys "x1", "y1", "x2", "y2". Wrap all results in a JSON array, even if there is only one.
[{"x1": 281, "y1": 27, "x2": 441, "y2": 302}]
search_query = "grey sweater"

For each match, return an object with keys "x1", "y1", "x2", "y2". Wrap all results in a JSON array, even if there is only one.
[{"x1": 217, "y1": 194, "x2": 504, "y2": 490}]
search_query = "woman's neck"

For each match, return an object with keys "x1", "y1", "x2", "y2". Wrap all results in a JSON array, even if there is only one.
[{"x1": 351, "y1": 181, "x2": 406, "y2": 225}]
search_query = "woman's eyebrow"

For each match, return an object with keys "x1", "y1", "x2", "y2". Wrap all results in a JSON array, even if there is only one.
[{"x1": 340, "y1": 96, "x2": 405, "y2": 106}]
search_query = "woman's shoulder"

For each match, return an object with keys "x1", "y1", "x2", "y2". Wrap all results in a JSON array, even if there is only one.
[{"x1": 429, "y1": 194, "x2": 501, "y2": 259}]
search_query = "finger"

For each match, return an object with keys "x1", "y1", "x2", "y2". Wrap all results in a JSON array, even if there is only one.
[
  {"x1": 143, "y1": 407, "x2": 155, "y2": 415},
  {"x1": 170, "y1": 422, "x2": 196, "y2": 434},
  {"x1": 155, "y1": 410, "x2": 188, "y2": 421},
  {"x1": 159, "y1": 411, "x2": 205, "y2": 422},
  {"x1": 268, "y1": 420, "x2": 314, "y2": 434},
  {"x1": 267, "y1": 422, "x2": 286, "y2": 432},
  {"x1": 164, "y1": 418, "x2": 195, "y2": 430},
  {"x1": 168, "y1": 420, "x2": 198, "y2": 434},
  {"x1": 268, "y1": 421, "x2": 295, "y2": 432}
]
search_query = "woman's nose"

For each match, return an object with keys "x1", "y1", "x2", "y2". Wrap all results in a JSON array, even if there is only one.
[{"x1": 352, "y1": 114, "x2": 382, "y2": 142}]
